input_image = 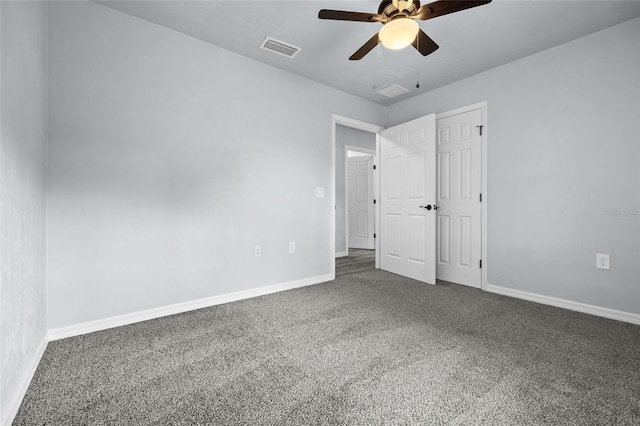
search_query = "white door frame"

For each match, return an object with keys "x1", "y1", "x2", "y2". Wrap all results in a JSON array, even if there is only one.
[
  {"x1": 331, "y1": 115, "x2": 384, "y2": 278},
  {"x1": 435, "y1": 101, "x2": 488, "y2": 290},
  {"x1": 345, "y1": 146, "x2": 376, "y2": 256}
]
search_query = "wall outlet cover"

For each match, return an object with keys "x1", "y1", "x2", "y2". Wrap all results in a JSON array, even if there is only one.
[{"x1": 596, "y1": 253, "x2": 610, "y2": 270}]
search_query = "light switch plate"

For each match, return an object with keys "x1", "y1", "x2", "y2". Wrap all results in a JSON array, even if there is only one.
[{"x1": 315, "y1": 187, "x2": 325, "y2": 198}]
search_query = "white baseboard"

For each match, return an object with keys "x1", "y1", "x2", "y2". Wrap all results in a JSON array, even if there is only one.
[
  {"x1": 48, "y1": 274, "x2": 334, "y2": 341},
  {"x1": 335, "y1": 251, "x2": 348, "y2": 258},
  {"x1": 3, "y1": 334, "x2": 48, "y2": 426},
  {"x1": 486, "y1": 284, "x2": 640, "y2": 326}
]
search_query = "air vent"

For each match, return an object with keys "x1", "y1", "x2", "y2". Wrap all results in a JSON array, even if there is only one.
[
  {"x1": 377, "y1": 84, "x2": 410, "y2": 98},
  {"x1": 259, "y1": 37, "x2": 301, "y2": 59}
]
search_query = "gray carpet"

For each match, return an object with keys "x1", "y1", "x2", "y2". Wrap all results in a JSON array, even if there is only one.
[{"x1": 14, "y1": 268, "x2": 640, "y2": 425}]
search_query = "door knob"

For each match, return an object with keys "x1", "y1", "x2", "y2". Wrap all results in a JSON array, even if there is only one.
[{"x1": 419, "y1": 205, "x2": 439, "y2": 211}]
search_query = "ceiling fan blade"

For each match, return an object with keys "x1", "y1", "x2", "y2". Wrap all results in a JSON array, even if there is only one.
[
  {"x1": 412, "y1": 29, "x2": 439, "y2": 56},
  {"x1": 318, "y1": 9, "x2": 384, "y2": 22},
  {"x1": 349, "y1": 33, "x2": 381, "y2": 60},
  {"x1": 416, "y1": 0, "x2": 492, "y2": 21}
]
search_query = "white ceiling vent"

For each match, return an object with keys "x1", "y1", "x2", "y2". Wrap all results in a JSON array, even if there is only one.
[
  {"x1": 259, "y1": 37, "x2": 301, "y2": 59},
  {"x1": 377, "y1": 84, "x2": 410, "y2": 99}
]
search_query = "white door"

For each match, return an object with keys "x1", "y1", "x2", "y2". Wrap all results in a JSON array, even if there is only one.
[
  {"x1": 380, "y1": 114, "x2": 437, "y2": 284},
  {"x1": 347, "y1": 154, "x2": 375, "y2": 249},
  {"x1": 436, "y1": 108, "x2": 482, "y2": 288}
]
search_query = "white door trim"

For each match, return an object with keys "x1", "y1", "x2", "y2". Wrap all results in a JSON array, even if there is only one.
[
  {"x1": 331, "y1": 115, "x2": 384, "y2": 277},
  {"x1": 436, "y1": 101, "x2": 488, "y2": 290},
  {"x1": 345, "y1": 145, "x2": 376, "y2": 256}
]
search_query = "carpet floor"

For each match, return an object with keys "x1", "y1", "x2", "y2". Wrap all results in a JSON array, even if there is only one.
[
  {"x1": 336, "y1": 249, "x2": 375, "y2": 277},
  {"x1": 14, "y1": 268, "x2": 640, "y2": 425}
]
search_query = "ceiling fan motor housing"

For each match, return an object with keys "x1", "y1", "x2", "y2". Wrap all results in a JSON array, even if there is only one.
[{"x1": 381, "y1": 0, "x2": 421, "y2": 18}]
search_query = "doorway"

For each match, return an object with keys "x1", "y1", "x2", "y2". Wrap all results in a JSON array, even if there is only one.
[{"x1": 331, "y1": 116, "x2": 383, "y2": 279}]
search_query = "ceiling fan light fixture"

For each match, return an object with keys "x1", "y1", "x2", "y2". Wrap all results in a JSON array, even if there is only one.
[{"x1": 379, "y1": 18, "x2": 419, "y2": 50}]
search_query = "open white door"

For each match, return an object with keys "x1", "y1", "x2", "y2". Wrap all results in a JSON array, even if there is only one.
[
  {"x1": 347, "y1": 154, "x2": 375, "y2": 250},
  {"x1": 380, "y1": 114, "x2": 437, "y2": 284}
]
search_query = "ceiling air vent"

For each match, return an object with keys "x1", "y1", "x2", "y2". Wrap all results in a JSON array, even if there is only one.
[
  {"x1": 259, "y1": 37, "x2": 301, "y2": 59},
  {"x1": 377, "y1": 84, "x2": 410, "y2": 99}
]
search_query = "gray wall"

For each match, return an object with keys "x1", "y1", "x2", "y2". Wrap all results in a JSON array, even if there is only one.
[
  {"x1": 0, "y1": 1, "x2": 48, "y2": 423},
  {"x1": 387, "y1": 18, "x2": 640, "y2": 315},
  {"x1": 47, "y1": 1, "x2": 385, "y2": 329},
  {"x1": 335, "y1": 125, "x2": 376, "y2": 255}
]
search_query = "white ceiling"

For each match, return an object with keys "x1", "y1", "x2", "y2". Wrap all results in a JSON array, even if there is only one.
[{"x1": 93, "y1": 1, "x2": 640, "y2": 106}]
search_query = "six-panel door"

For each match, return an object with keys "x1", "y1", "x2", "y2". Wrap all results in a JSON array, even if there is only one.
[
  {"x1": 436, "y1": 109, "x2": 482, "y2": 288},
  {"x1": 380, "y1": 114, "x2": 436, "y2": 284}
]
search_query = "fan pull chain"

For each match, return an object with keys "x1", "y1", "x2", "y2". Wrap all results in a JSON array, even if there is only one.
[{"x1": 416, "y1": 36, "x2": 420, "y2": 89}]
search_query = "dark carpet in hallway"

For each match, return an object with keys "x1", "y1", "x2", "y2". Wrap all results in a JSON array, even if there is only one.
[{"x1": 336, "y1": 249, "x2": 375, "y2": 277}]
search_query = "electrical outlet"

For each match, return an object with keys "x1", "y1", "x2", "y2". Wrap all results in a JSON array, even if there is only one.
[
  {"x1": 289, "y1": 242, "x2": 295, "y2": 254},
  {"x1": 315, "y1": 187, "x2": 325, "y2": 198},
  {"x1": 255, "y1": 245, "x2": 261, "y2": 257},
  {"x1": 596, "y1": 253, "x2": 610, "y2": 270}
]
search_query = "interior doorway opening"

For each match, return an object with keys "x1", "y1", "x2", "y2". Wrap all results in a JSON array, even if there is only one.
[{"x1": 331, "y1": 116, "x2": 383, "y2": 279}]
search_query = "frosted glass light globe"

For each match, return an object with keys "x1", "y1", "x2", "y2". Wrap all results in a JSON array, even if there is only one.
[{"x1": 379, "y1": 19, "x2": 419, "y2": 50}]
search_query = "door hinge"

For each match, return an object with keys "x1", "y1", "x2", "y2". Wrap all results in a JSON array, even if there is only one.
[
  {"x1": 479, "y1": 259, "x2": 482, "y2": 268},
  {"x1": 479, "y1": 193, "x2": 482, "y2": 202},
  {"x1": 373, "y1": 199, "x2": 376, "y2": 204},
  {"x1": 373, "y1": 165, "x2": 377, "y2": 170},
  {"x1": 374, "y1": 233, "x2": 376, "y2": 239},
  {"x1": 476, "y1": 125, "x2": 484, "y2": 136}
]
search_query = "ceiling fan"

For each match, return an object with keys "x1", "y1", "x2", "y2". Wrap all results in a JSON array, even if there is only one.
[{"x1": 318, "y1": 0, "x2": 492, "y2": 60}]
